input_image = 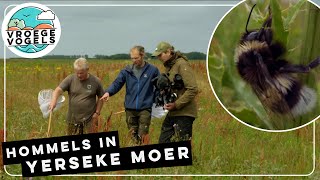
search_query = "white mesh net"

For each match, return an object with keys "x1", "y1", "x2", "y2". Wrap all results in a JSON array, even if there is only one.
[{"x1": 38, "y1": 89, "x2": 65, "y2": 118}]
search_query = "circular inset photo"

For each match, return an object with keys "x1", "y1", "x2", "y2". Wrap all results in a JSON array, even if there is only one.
[{"x1": 207, "y1": 0, "x2": 320, "y2": 131}]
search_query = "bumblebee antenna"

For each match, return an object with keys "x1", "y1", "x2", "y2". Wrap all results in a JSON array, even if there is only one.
[{"x1": 245, "y1": 4, "x2": 257, "y2": 33}]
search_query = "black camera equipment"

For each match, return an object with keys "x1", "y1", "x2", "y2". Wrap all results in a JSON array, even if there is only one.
[{"x1": 152, "y1": 73, "x2": 184, "y2": 107}]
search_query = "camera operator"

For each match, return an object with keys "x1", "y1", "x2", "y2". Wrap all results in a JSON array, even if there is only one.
[{"x1": 152, "y1": 42, "x2": 198, "y2": 143}]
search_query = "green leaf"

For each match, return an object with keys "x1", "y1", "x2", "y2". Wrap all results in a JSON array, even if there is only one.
[
  {"x1": 270, "y1": 0, "x2": 288, "y2": 46},
  {"x1": 229, "y1": 107, "x2": 261, "y2": 128},
  {"x1": 208, "y1": 54, "x2": 225, "y2": 98},
  {"x1": 228, "y1": 77, "x2": 273, "y2": 129},
  {"x1": 284, "y1": 0, "x2": 306, "y2": 29}
]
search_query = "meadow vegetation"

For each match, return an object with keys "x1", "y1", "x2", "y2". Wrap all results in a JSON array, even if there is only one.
[{"x1": 0, "y1": 58, "x2": 318, "y2": 179}]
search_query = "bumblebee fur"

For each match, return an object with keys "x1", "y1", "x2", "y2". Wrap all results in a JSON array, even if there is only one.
[{"x1": 235, "y1": 4, "x2": 320, "y2": 117}]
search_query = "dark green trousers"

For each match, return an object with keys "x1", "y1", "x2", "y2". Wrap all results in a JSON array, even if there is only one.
[
  {"x1": 158, "y1": 116, "x2": 195, "y2": 143},
  {"x1": 125, "y1": 109, "x2": 151, "y2": 143}
]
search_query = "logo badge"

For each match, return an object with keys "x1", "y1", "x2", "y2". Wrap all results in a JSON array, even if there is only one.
[
  {"x1": 2, "y1": 3, "x2": 61, "y2": 58},
  {"x1": 143, "y1": 74, "x2": 148, "y2": 78},
  {"x1": 87, "y1": 85, "x2": 92, "y2": 90}
]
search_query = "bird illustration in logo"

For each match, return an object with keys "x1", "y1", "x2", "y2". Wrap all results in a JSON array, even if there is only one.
[
  {"x1": 8, "y1": 7, "x2": 55, "y2": 30},
  {"x1": 7, "y1": 6, "x2": 56, "y2": 53}
]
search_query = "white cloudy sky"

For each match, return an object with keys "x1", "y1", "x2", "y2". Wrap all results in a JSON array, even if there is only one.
[
  {"x1": 1, "y1": 0, "x2": 320, "y2": 58},
  {"x1": 0, "y1": 1, "x2": 236, "y2": 58}
]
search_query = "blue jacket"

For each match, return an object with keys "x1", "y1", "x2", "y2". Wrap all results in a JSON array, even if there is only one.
[{"x1": 106, "y1": 62, "x2": 160, "y2": 110}]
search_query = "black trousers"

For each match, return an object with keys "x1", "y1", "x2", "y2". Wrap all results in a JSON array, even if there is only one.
[{"x1": 158, "y1": 116, "x2": 195, "y2": 143}]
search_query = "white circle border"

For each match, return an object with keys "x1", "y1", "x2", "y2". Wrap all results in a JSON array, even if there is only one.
[{"x1": 206, "y1": 0, "x2": 320, "y2": 133}]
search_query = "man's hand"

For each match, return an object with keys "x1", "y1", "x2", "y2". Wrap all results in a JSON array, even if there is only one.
[
  {"x1": 100, "y1": 92, "x2": 110, "y2": 101},
  {"x1": 164, "y1": 103, "x2": 176, "y2": 110},
  {"x1": 90, "y1": 112, "x2": 99, "y2": 133},
  {"x1": 48, "y1": 87, "x2": 63, "y2": 112},
  {"x1": 92, "y1": 112, "x2": 99, "y2": 119},
  {"x1": 48, "y1": 101, "x2": 56, "y2": 111}
]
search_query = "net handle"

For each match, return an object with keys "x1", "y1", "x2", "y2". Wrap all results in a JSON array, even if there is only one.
[{"x1": 46, "y1": 111, "x2": 52, "y2": 137}]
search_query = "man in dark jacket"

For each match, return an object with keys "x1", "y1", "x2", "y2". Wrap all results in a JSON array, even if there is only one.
[
  {"x1": 152, "y1": 42, "x2": 198, "y2": 143},
  {"x1": 100, "y1": 45, "x2": 160, "y2": 144}
]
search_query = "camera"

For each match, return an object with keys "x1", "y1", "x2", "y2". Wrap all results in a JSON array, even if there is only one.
[{"x1": 152, "y1": 73, "x2": 184, "y2": 107}]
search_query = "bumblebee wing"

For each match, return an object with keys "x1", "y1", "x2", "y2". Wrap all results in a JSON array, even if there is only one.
[
  {"x1": 253, "y1": 81, "x2": 296, "y2": 130},
  {"x1": 251, "y1": 51, "x2": 297, "y2": 129}
]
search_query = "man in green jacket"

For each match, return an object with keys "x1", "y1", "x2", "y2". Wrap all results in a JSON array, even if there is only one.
[{"x1": 152, "y1": 42, "x2": 198, "y2": 143}]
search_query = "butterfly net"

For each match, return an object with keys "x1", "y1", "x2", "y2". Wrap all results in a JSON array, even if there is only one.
[{"x1": 38, "y1": 89, "x2": 65, "y2": 118}]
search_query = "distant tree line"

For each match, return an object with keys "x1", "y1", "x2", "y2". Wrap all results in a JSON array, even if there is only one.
[
  {"x1": 43, "y1": 52, "x2": 206, "y2": 60},
  {"x1": 94, "y1": 52, "x2": 206, "y2": 60},
  {"x1": 43, "y1": 55, "x2": 89, "y2": 59}
]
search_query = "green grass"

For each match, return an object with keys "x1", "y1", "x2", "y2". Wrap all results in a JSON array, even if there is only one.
[{"x1": 0, "y1": 58, "x2": 318, "y2": 179}]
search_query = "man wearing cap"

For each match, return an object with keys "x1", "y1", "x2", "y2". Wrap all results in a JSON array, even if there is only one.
[
  {"x1": 49, "y1": 58, "x2": 104, "y2": 135},
  {"x1": 100, "y1": 45, "x2": 160, "y2": 145},
  {"x1": 152, "y1": 42, "x2": 198, "y2": 143}
]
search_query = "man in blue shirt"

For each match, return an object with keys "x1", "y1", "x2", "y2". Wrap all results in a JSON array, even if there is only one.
[{"x1": 100, "y1": 46, "x2": 160, "y2": 145}]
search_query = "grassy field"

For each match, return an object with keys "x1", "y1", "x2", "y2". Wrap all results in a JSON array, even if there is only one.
[{"x1": 0, "y1": 58, "x2": 319, "y2": 179}]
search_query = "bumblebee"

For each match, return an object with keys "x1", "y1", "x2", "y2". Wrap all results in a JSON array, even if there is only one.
[{"x1": 235, "y1": 4, "x2": 320, "y2": 118}]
